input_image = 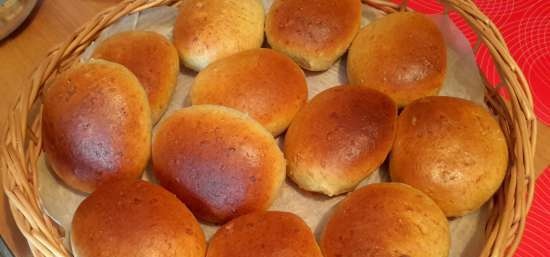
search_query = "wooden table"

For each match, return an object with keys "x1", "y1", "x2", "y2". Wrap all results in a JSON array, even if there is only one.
[{"x1": 0, "y1": 1, "x2": 548, "y2": 256}]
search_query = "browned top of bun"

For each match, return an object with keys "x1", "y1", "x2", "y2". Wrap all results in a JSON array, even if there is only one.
[
  {"x1": 191, "y1": 48, "x2": 307, "y2": 136},
  {"x1": 71, "y1": 180, "x2": 206, "y2": 257},
  {"x1": 42, "y1": 60, "x2": 151, "y2": 193},
  {"x1": 390, "y1": 96, "x2": 508, "y2": 217},
  {"x1": 152, "y1": 105, "x2": 285, "y2": 224},
  {"x1": 347, "y1": 12, "x2": 446, "y2": 106},
  {"x1": 266, "y1": 0, "x2": 361, "y2": 70},
  {"x1": 284, "y1": 86, "x2": 397, "y2": 196},
  {"x1": 321, "y1": 183, "x2": 450, "y2": 257},
  {"x1": 92, "y1": 31, "x2": 179, "y2": 124},
  {"x1": 207, "y1": 211, "x2": 323, "y2": 257}
]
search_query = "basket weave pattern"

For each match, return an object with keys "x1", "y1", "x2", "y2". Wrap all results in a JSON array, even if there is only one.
[{"x1": 1, "y1": 0, "x2": 537, "y2": 257}]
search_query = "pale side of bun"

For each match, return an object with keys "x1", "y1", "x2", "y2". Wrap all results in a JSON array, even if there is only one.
[
  {"x1": 173, "y1": 0, "x2": 264, "y2": 71},
  {"x1": 191, "y1": 48, "x2": 308, "y2": 136},
  {"x1": 284, "y1": 86, "x2": 397, "y2": 196},
  {"x1": 347, "y1": 12, "x2": 446, "y2": 107},
  {"x1": 207, "y1": 211, "x2": 323, "y2": 257},
  {"x1": 321, "y1": 183, "x2": 450, "y2": 257},
  {"x1": 92, "y1": 31, "x2": 179, "y2": 124},
  {"x1": 42, "y1": 60, "x2": 151, "y2": 193},
  {"x1": 390, "y1": 96, "x2": 508, "y2": 217},
  {"x1": 71, "y1": 180, "x2": 206, "y2": 257},
  {"x1": 265, "y1": 0, "x2": 361, "y2": 71},
  {"x1": 152, "y1": 105, "x2": 286, "y2": 224}
]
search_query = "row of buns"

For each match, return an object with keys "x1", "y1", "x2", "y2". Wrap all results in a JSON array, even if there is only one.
[{"x1": 41, "y1": 1, "x2": 509, "y2": 256}]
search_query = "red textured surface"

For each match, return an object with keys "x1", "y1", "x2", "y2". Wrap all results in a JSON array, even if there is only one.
[{"x1": 402, "y1": 1, "x2": 550, "y2": 256}]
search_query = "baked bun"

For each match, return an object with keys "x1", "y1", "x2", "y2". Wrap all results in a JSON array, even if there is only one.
[
  {"x1": 266, "y1": 0, "x2": 361, "y2": 71},
  {"x1": 71, "y1": 180, "x2": 206, "y2": 257},
  {"x1": 321, "y1": 183, "x2": 450, "y2": 257},
  {"x1": 42, "y1": 60, "x2": 151, "y2": 193},
  {"x1": 152, "y1": 105, "x2": 285, "y2": 224},
  {"x1": 347, "y1": 12, "x2": 446, "y2": 107},
  {"x1": 92, "y1": 31, "x2": 179, "y2": 124},
  {"x1": 191, "y1": 48, "x2": 308, "y2": 136},
  {"x1": 207, "y1": 211, "x2": 323, "y2": 257},
  {"x1": 284, "y1": 86, "x2": 397, "y2": 196},
  {"x1": 173, "y1": 0, "x2": 264, "y2": 71},
  {"x1": 390, "y1": 96, "x2": 508, "y2": 217}
]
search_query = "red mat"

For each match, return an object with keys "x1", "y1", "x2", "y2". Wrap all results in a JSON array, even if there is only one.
[{"x1": 405, "y1": 1, "x2": 550, "y2": 256}]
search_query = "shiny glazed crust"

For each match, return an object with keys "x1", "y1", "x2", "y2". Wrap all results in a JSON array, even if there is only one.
[
  {"x1": 191, "y1": 48, "x2": 308, "y2": 136},
  {"x1": 284, "y1": 86, "x2": 397, "y2": 196},
  {"x1": 92, "y1": 31, "x2": 179, "y2": 124},
  {"x1": 390, "y1": 96, "x2": 508, "y2": 217},
  {"x1": 347, "y1": 12, "x2": 446, "y2": 107},
  {"x1": 152, "y1": 105, "x2": 286, "y2": 224},
  {"x1": 321, "y1": 183, "x2": 450, "y2": 257},
  {"x1": 42, "y1": 60, "x2": 151, "y2": 193}
]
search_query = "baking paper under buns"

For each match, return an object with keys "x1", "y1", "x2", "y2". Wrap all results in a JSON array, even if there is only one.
[
  {"x1": 71, "y1": 180, "x2": 206, "y2": 257},
  {"x1": 390, "y1": 96, "x2": 508, "y2": 217},
  {"x1": 42, "y1": 60, "x2": 151, "y2": 193},
  {"x1": 152, "y1": 105, "x2": 285, "y2": 224},
  {"x1": 347, "y1": 12, "x2": 446, "y2": 107},
  {"x1": 92, "y1": 31, "x2": 179, "y2": 124},
  {"x1": 321, "y1": 183, "x2": 450, "y2": 257},
  {"x1": 266, "y1": 0, "x2": 361, "y2": 71},
  {"x1": 207, "y1": 211, "x2": 323, "y2": 257},
  {"x1": 173, "y1": 0, "x2": 264, "y2": 71},
  {"x1": 284, "y1": 86, "x2": 397, "y2": 196},
  {"x1": 191, "y1": 48, "x2": 308, "y2": 136}
]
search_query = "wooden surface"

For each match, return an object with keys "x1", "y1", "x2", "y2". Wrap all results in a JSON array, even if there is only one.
[{"x1": 0, "y1": 1, "x2": 548, "y2": 256}]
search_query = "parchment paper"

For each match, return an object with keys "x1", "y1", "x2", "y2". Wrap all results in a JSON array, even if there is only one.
[{"x1": 39, "y1": 3, "x2": 488, "y2": 257}]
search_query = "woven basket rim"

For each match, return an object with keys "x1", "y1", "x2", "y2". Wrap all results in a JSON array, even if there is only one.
[{"x1": 1, "y1": 1, "x2": 537, "y2": 257}]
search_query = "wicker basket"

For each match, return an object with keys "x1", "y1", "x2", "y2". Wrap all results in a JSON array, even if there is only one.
[{"x1": 1, "y1": 0, "x2": 537, "y2": 256}]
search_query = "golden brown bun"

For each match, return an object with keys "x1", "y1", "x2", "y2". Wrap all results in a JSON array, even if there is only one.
[
  {"x1": 321, "y1": 183, "x2": 450, "y2": 257},
  {"x1": 347, "y1": 12, "x2": 446, "y2": 107},
  {"x1": 284, "y1": 86, "x2": 397, "y2": 196},
  {"x1": 92, "y1": 31, "x2": 179, "y2": 124},
  {"x1": 390, "y1": 96, "x2": 508, "y2": 217},
  {"x1": 266, "y1": 0, "x2": 361, "y2": 71},
  {"x1": 152, "y1": 105, "x2": 285, "y2": 224},
  {"x1": 191, "y1": 48, "x2": 308, "y2": 136},
  {"x1": 173, "y1": 0, "x2": 264, "y2": 71},
  {"x1": 42, "y1": 60, "x2": 151, "y2": 193},
  {"x1": 71, "y1": 180, "x2": 206, "y2": 257},
  {"x1": 207, "y1": 211, "x2": 323, "y2": 257}
]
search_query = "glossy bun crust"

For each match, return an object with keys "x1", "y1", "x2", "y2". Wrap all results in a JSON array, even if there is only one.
[
  {"x1": 42, "y1": 60, "x2": 151, "y2": 193},
  {"x1": 173, "y1": 0, "x2": 264, "y2": 71},
  {"x1": 348, "y1": 12, "x2": 446, "y2": 106},
  {"x1": 266, "y1": 0, "x2": 361, "y2": 71},
  {"x1": 284, "y1": 86, "x2": 397, "y2": 196},
  {"x1": 152, "y1": 105, "x2": 285, "y2": 224},
  {"x1": 390, "y1": 96, "x2": 508, "y2": 217},
  {"x1": 207, "y1": 211, "x2": 323, "y2": 257},
  {"x1": 71, "y1": 180, "x2": 206, "y2": 257},
  {"x1": 191, "y1": 48, "x2": 308, "y2": 136},
  {"x1": 321, "y1": 183, "x2": 450, "y2": 257},
  {"x1": 92, "y1": 31, "x2": 179, "y2": 124}
]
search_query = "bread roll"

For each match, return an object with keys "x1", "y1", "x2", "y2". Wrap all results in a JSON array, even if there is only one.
[
  {"x1": 321, "y1": 183, "x2": 450, "y2": 257},
  {"x1": 92, "y1": 31, "x2": 179, "y2": 124},
  {"x1": 284, "y1": 86, "x2": 397, "y2": 196},
  {"x1": 191, "y1": 48, "x2": 308, "y2": 136},
  {"x1": 207, "y1": 211, "x2": 323, "y2": 257},
  {"x1": 42, "y1": 60, "x2": 151, "y2": 193},
  {"x1": 173, "y1": 0, "x2": 264, "y2": 71},
  {"x1": 71, "y1": 180, "x2": 206, "y2": 257},
  {"x1": 266, "y1": 0, "x2": 361, "y2": 71},
  {"x1": 390, "y1": 96, "x2": 508, "y2": 217},
  {"x1": 152, "y1": 105, "x2": 285, "y2": 224},
  {"x1": 347, "y1": 12, "x2": 446, "y2": 107}
]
